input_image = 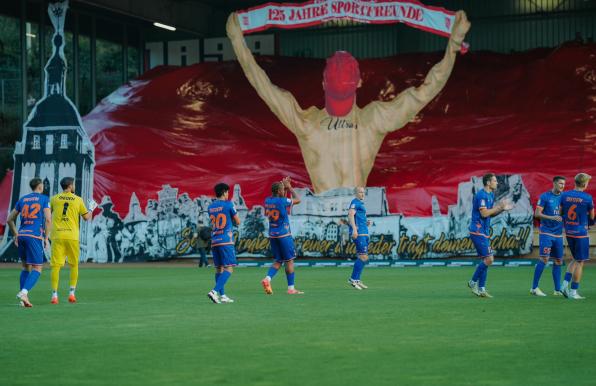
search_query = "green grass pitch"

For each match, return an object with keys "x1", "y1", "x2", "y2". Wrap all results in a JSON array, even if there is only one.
[{"x1": 1, "y1": 265, "x2": 595, "y2": 386}]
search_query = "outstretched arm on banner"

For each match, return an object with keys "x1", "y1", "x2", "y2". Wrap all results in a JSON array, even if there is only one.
[
  {"x1": 227, "y1": 13, "x2": 309, "y2": 137},
  {"x1": 364, "y1": 11, "x2": 470, "y2": 134}
]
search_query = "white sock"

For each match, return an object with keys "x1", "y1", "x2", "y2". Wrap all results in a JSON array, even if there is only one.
[
  {"x1": 69, "y1": 288, "x2": 75, "y2": 295},
  {"x1": 562, "y1": 280, "x2": 569, "y2": 288},
  {"x1": 20, "y1": 289, "x2": 28, "y2": 295},
  {"x1": 288, "y1": 285, "x2": 295, "y2": 290},
  {"x1": 52, "y1": 291, "x2": 58, "y2": 297},
  {"x1": 265, "y1": 276, "x2": 272, "y2": 282},
  {"x1": 480, "y1": 287, "x2": 486, "y2": 291}
]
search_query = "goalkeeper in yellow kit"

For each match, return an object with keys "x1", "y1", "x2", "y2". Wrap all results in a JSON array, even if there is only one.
[{"x1": 50, "y1": 177, "x2": 92, "y2": 304}]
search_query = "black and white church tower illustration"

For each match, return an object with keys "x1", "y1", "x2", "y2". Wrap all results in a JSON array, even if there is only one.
[{"x1": 0, "y1": 0, "x2": 95, "y2": 261}]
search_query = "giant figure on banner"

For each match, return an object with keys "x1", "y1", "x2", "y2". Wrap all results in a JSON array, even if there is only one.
[
  {"x1": 227, "y1": 6, "x2": 470, "y2": 192},
  {"x1": 0, "y1": 0, "x2": 95, "y2": 261}
]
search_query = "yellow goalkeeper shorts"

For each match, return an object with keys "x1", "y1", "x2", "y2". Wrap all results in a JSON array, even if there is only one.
[{"x1": 51, "y1": 239, "x2": 80, "y2": 266}]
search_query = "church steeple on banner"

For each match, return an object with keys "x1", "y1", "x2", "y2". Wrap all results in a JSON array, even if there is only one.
[{"x1": 0, "y1": 0, "x2": 95, "y2": 262}]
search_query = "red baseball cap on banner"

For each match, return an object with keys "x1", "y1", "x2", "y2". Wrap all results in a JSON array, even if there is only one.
[{"x1": 323, "y1": 51, "x2": 361, "y2": 117}]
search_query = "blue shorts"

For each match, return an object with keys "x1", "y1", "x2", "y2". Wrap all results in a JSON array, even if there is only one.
[
  {"x1": 352, "y1": 235, "x2": 369, "y2": 256},
  {"x1": 212, "y1": 245, "x2": 237, "y2": 267},
  {"x1": 470, "y1": 233, "x2": 492, "y2": 258},
  {"x1": 17, "y1": 236, "x2": 45, "y2": 265},
  {"x1": 567, "y1": 237, "x2": 590, "y2": 261},
  {"x1": 538, "y1": 234, "x2": 564, "y2": 259},
  {"x1": 270, "y1": 236, "x2": 296, "y2": 263}
]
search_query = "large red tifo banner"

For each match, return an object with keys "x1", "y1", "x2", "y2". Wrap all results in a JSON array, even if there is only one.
[
  {"x1": 1, "y1": 43, "x2": 594, "y2": 262},
  {"x1": 1, "y1": 2, "x2": 592, "y2": 263},
  {"x1": 80, "y1": 43, "x2": 593, "y2": 262}
]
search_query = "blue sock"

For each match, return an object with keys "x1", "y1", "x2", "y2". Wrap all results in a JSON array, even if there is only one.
[
  {"x1": 214, "y1": 272, "x2": 223, "y2": 294},
  {"x1": 552, "y1": 264, "x2": 561, "y2": 291},
  {"x1": 286, "y1": 272, "x2": 295, "y2": 287},
  {"x1": 479, "y1": 265, "x2": 489, "y2": 288},
  {"x1": 564, "y1": 272, "x2": 572, "y2": 282},
  {"x1": 532, "y1": 261, "x2": 546, "y2": 289},
  {"x1": 19, "y1": 270, "x2": 29, "y2": 290},
  {"x1": 359, "y1": 260, "x2": 368, "y2": 280},
  {"x1": 23, "y1": 270, "x2": 41, "y2": 292},
  {"x1": 267, "y1": 267, "x2": 279, "y2": 279},
  {"x1": 351, "y1": 259, "x2": 365, "y2": 280},
  {"x1": 472, "y1": 262, "x2": 486, "y2": 282},
  {"x1": 571, "y1": 282, "x2": 579, "y2": 290},
  {"x1": 214, "y1": 271, "x2": 231, "y2": 295}
]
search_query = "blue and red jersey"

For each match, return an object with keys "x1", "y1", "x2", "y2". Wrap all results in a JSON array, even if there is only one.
[
  {"x1": 561, "y1": 190, "x2": 594, "y2": 238},
  {"x1": 469, "y1": 189, "x2": 494, "y2": 237},
  {"x1": 14, "y1": 192, "x2": 50, "y2": 239},
  {"x1": 264, "y1": 197, "x2": 292, "y2": 238},
  {"x1": 208, "y1": 200, "x2": 238, "y2": 246}
]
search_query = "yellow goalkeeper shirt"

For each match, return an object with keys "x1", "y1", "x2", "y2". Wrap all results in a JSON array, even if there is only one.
[{"x1": 50, "y1": 192, "x2": 88, "y2": 241}]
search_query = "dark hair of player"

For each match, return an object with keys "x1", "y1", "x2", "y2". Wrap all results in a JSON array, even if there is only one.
[
  {"x1": 271, "y1": 182, "x2": 283, "y2": 196},
  {"x1": 482, "y1": 173, "x2": 495, "y2": 186},
  {"x1": 29, "y1": 177, "x2": 43, "y2": 191},
  {"x1": 60, "y1": 177, "x2": 75, "y2": 190},
  {"x1": 214, "y1": 183, "x2": 230, "y2": 198}
]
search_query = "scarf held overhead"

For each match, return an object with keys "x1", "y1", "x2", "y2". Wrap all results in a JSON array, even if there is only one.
[{"x1": 237, "y1": 0, "x2": 469, "y2": 52}]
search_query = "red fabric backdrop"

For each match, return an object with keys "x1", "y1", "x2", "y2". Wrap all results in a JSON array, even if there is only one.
[
  {"x1": 0, "y1": 170, "x2": 13, "y2": 232},
  {"x1": 2, "y1": 43, "x2": 595, "y2": 222}
]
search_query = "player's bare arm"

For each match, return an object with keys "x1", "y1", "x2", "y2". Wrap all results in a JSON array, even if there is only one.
[
  {"x1": 480, "y1": 199, "x2": 513, "y2": 218},
  {"x1": 283, "y1": 177, "x2": 301, "y2": 205},
  {"x1": 348, "y1": 209, "x2": 358, "y2": 239},
  {"x1": 534, "y1": 206, "x2": 562, "y2": 222},
  {"x1": 43, "y1": 207, "x2": 52, "y2": 249},
  {"x1": 7, "y1": 209, "x2": 19, "y2": 246}
]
